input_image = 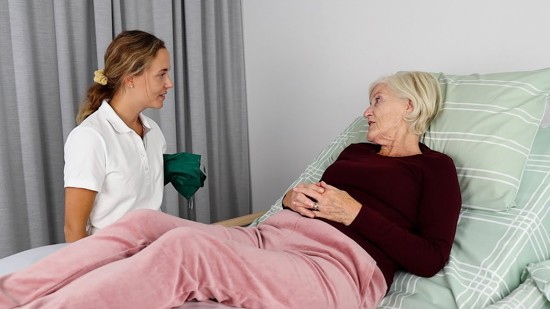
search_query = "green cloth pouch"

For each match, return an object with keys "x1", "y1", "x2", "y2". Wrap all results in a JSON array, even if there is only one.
[{"x1": 163, "y1": 152, "x2": 206, "y2": 199}]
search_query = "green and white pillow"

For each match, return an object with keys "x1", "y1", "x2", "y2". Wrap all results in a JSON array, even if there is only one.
[
  {"x1": 524, "y1": 260, "x2": 550, "y2": 301},
  {"x1": 423, "y1": 69, "x2": 550, "y2": 211},
  {"x1": 543, "y1": 100, "x2": 550, "y2": 127}
]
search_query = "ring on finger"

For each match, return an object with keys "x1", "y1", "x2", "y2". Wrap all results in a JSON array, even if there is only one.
[{"x1": 313, "y1": 202, "x2": 319, "y2": 211}]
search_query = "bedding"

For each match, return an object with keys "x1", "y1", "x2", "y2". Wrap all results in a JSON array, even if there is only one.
[
  {"x1": 380, "y1": 125, "x2": 550, "y2": 309},
  {"x1": 1, "y1": 69, "x2": 550, "y2": 308},
  {"x1": 525, "y1": 260, "x2": 550, "y2": 302},
  {"x1": 425, "y1": 69, "x2": 550, "y2": 211},
  {"x1": 0, "y1": 245, "x2": 239, "y2": 309}
]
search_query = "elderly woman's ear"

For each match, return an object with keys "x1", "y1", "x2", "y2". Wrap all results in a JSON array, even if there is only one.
[{"x1": 405, "y1": 99, "x2": 414, "y2": 114}]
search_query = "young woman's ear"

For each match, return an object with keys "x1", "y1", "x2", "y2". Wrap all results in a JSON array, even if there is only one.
[{"x1": 124, "y1": 75, "x2": 135, "y2": 89}]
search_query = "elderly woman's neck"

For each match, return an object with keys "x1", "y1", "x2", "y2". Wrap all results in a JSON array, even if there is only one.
[{"x1": 378, "y1": 134, "x2": 421, "y2": 157}]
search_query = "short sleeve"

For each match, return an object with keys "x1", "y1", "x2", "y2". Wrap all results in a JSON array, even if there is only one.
[{"x1": 63, "y1": 127, "x2": 107, "y2": 192}]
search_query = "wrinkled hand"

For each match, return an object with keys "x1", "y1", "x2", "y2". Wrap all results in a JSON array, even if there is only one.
[
  {"x1": 283, "y1": 181, "x2": 362, "y2": 226},
  {"x1": 282, "y1": 182, "x2": 325, "y2": 218},
  {"x1": 313, "y1": 181, "x2": 362, "y2": 226}
]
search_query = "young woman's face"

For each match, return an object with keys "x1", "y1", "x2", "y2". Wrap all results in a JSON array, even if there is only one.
[
  {"x1": 133, "y1": 48, "x2": 173, "y2": 109},
  {"x1": 364, "y1": 83, "x2": 410, "y2": 144}
]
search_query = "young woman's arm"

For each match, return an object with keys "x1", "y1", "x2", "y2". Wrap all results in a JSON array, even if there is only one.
[{"x1": 64, "y1": 187, "x2": 97, "y2": 242}]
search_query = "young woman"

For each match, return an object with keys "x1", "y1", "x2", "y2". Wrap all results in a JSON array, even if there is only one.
[{"x1": 63, "y1": 30, "x2": 173, "y2": 242}]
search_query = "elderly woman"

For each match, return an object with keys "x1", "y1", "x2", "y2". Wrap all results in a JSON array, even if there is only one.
[{"x1": 0, "y1": 72, "x2": 461, "y2": 309}]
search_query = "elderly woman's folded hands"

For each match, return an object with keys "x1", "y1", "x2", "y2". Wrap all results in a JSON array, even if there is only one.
[{"x1": 283, "y1": 181, "x2": 362, "y2": 225}]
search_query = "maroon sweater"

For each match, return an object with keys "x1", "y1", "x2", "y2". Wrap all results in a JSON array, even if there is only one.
[{"x1": 319, "y1": 143, "x2": 461, "y2": 290}]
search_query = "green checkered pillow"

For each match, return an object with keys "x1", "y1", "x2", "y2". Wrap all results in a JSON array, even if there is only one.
[
  {"x1": 422, "y1": 69, "x2": 550, "y2": 211},
  {"x1": 524, "y1": 260, "x2": 550, "y2": 301}
]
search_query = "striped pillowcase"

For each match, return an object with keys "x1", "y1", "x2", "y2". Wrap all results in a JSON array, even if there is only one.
[
  {"x1": 422, "y1": 69, "x2": 550, "y2": 211},
  {"x1": 525, "y1": 260, "x2": 550, "y2": 300}
]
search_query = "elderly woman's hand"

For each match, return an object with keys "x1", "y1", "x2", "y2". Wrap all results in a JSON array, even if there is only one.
[
  {"x1": 284, "y1": 181, "x2": 362, "y2": 225},
  {"x1": 282, "y1": 183, "x2": 325, "y2": 218},
  {"x1": 312, "y1": 181, "x2": 362, "y2": 226}
]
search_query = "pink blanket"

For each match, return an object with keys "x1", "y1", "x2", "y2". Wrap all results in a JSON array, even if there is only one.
[{"x1": 1, "y1": 209, "x2": 385, "y2": 308}]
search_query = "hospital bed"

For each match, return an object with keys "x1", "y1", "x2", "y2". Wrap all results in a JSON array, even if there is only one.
[{"x1": 1, "y1": 68, "x2": 550, "y2": 308}]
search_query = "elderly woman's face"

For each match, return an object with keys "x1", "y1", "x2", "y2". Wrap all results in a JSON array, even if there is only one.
[{"x1": 364, "y1": 83, "x2": 411, "y2": 144}]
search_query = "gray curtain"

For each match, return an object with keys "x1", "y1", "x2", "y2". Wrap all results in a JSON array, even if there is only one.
[{"x1": 0, "y1": 0, "x2": 251, "y2": 258}]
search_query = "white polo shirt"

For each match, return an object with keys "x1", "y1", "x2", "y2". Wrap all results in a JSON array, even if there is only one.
[{"x1": 64, "y1": 101, "x2": 166, "y2": 234}]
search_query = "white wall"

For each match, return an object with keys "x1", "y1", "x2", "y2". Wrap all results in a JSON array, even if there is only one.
[{"x1": 242, "y1": 0, "x2": 550, "y2": 212}]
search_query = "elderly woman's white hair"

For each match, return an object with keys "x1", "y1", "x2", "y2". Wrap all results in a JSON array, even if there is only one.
[{"x1": 369, "y1": 71, "x2": 442, "y2": 136}]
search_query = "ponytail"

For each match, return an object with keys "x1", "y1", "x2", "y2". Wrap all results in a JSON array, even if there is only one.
[{"x1": 76, "y1": 82, "x2": 114, "y2": 124}]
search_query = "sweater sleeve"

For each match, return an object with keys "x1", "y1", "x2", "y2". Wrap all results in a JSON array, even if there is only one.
[{"x1": 349, "y1": 154, "x2": 462, "y2": 277}]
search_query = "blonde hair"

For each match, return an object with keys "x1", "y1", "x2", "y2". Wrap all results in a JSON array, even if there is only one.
[
  {"x1": 76, "y1": 30, "x2": 166, "y2": 124},
  {"x1": 369, "y1": 71, "x2": 442, "y2": 135}
]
